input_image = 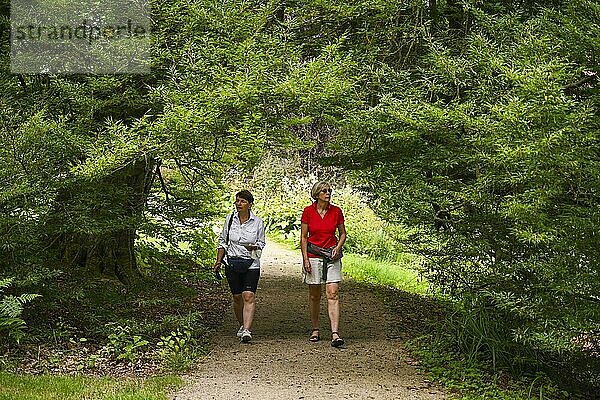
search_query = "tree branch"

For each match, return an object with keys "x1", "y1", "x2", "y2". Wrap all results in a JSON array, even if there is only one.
[
  {"x1": 155, "y1": 164, "x2": 172, "y2": 204},
  {"x1": 564, "y1": 72, "x2": 598, "y2": 94}
]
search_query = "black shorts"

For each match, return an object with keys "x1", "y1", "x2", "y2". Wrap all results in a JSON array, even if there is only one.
[{"x1": 224, "y1": 267, "x2": 260, "y2": 294}]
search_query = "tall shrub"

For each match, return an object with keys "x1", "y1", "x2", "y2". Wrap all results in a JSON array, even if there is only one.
[{"x1": 327, "y1": 0, "x2": 600, "y2": 385}]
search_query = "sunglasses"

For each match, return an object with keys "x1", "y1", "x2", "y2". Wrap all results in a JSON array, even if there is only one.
[{"x1": 320, "y1": 188, "x2": 333, "y2": 194}]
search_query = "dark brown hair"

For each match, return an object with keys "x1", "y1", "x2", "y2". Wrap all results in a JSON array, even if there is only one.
[{"x1": 236, "y1": 190, "x2": 254, "y2": 204}]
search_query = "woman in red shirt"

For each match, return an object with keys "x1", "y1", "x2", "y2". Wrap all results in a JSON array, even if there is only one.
[{"x1": 301, "y1": 181, "x2": 347, "y2": 347}]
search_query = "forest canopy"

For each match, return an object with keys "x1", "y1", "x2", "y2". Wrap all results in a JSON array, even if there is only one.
[{"x1": 1, "y1": 0, "x2": 599, "y2": 391}]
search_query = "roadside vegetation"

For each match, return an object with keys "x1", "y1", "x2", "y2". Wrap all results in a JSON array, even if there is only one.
[
  {"x1": 0, "y1": 222, "x2": 229, "y2": 399},
  {"x1": 250, "y1": 154, "x2": 594, "y2": 400},
  {"x1": 2, "y1": 0, "x2": 599, "y2": 399}
]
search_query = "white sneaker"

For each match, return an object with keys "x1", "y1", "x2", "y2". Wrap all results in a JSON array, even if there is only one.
[
  {"x1": 236, "y1": 325, "x2": 244, "y2": 338},
  {"x1": 241, "y1": 329, "x2": 252, "y2": 343}
]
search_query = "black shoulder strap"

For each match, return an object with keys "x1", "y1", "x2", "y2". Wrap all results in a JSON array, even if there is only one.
[{"x1": 226, "y1": 213, "x2": 235, "y2": 245}]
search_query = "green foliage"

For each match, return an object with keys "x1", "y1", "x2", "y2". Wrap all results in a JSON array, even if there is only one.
[
  {"x1": 135, "y1": 222, "x2": 216, "y2": 280},
  {"x1": 409, "y1": 337, "x2": 573, "y2": 400},
  {"x1": 334, "y1": 189, "x2": 410, "y2": 261},
  {"x1": 0, "y1": 2, "x2": 300, "y2": 377},
  {"x1": 156, "y1": 328, "x2": 200, "y2": 371},
  {"x1": 0, "y1": 278, "x2": 40, "y2": 344},
  {"x1": 1, "y1": 240, "x2": 226, "y2": 374},
  {"x1": 0, "y1": 0, "x2": 297, "y2": 287},
  {"x1": 249, "y1": 153, "x2": 411, "y2": 262},
  {"x1": 157, "y1": 329, "x2": 194, "y2": 356},
  {"x1": 3, "y1": 0, "x2": 600, "y2": 394},
  {"x1": 103, "y1": 325, "x2": 150, "y2": 364},
  {"x1": 442, "y1": 299, "x2": 528, "y2": 372},
  {"x1": 222, "y1": 0, "x2": 600, "y2": 393},
  {"x1": 306, "y1": 0, "x2": 600, "y2": 390}
]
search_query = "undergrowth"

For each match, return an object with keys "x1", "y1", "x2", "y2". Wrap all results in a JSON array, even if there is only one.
[{"x1": 1, "y1": 234, "x2": 229, "y2": 377}]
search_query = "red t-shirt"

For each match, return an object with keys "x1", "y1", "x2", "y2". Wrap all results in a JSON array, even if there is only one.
[{"x1": 301, "y1": 203, "x2": 345, "y2": 258}]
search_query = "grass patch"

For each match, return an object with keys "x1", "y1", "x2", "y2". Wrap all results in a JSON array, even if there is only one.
[
  {"x1": 342, "y1": 253, "x2": 428, "y2": 295},
  {"x1": 267, "y1": 230, "x2": 299, "y2": 249},
  {"x1": 0, "y1": 372, "x2": 182, "y2": 400}
]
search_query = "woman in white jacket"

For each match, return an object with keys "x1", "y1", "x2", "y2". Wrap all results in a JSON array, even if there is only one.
[{"x1": 214, "y1": 190, "x2": 266, "y2": 343}]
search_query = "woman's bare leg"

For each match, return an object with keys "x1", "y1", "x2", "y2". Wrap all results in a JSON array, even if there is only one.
[
  {"x1": 242, "y1": 291, "x2": 256, "y2": 330},
  {"x1": 309, "y1": 284, "x2": 321, "y2": 330},
  {"x1": 326, "y1": 282, "x2": 340, "y2": 338},
  {"x1": 233, "y1": 293, "x2": 243, "y2": 325}
]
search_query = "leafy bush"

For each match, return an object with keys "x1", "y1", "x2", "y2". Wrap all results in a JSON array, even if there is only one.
[
  {"x1": 248, "y1": 154, "x2": 411, "y2": 262},
  {"x1": 103, "y1": 325, "x2": 150, "y2": 364},
  {"x1": 334, "y1": 189, "x2": 409, "y2": 261},
  {"x1": 250, "y1": 167, "x2": 313, "y2": 245},
  {"x1": 157, "y1": 329, "x2": 194, "y2": 357},
  {"x1": 156, "y1": 328, "x2": 202, "y2": 371},
  {"x1": 0, "y1": 277, "x2": 40, "y2": 344},
  {"x1": 136, "y1": 220, "x2": 216, "y2": 281},
  {"x1": 322, "y1": 0, "x2": 600, "y2": 391}
]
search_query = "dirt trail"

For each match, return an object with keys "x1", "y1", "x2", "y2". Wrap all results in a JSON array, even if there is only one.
[{"x1": 172, "y1": 239, "x2": 447, "y2": 400}]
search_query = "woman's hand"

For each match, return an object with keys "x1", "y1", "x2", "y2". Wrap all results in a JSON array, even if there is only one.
[
  {"x1": 243, "y1": 244, "x2": 258, "y2": 251},
  {"x1": 303, "y1": 259, "x2": 312, "y2": 274},
  {"x1": 331, "y1": 245, "x2": 343, "y2": 260},
  {"x1": 214, "y1": 261, "x2": 222, "y2": 273}
]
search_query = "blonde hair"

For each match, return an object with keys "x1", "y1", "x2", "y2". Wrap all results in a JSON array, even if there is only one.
[{"x1": 311, "y1": 181, "x2": 331, "y2": 200}]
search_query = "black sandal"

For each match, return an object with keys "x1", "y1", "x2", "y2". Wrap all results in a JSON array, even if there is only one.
[
  {"x1": 331, "y1": 332, "x2": 344, "y2": 348},
  {"x1": 309, "y1": 329, "x2": 320, "y2": 342}
]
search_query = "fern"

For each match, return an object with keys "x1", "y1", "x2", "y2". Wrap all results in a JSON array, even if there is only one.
[
  {"x1": 18, "y1": 293, "x2": 41, "y2": 303},
  {"x1": 0, "y1": 295, "x2": 24, "y2": 318},
  {"x1": 0, "y1": 277, "x2": 14, "y2": 291},
  {"x1": 0, "y1": 278, "x2": 41, "y2": 344}
]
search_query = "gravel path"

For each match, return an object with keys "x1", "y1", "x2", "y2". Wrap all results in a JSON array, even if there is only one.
[{"x1": 172, "y1": 239, "x2": 447, "y2": 400}]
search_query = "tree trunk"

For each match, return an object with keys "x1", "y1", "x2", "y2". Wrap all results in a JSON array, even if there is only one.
[
  {"x1": 428, "y1": 0, "x2": 441, "y2": 35},
  {"x1": 446, "y1": 0, "x2": 464, "y2": 33},
  {"x1": 51, "y1": 158, "x2": 156, "y2": 286}
]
